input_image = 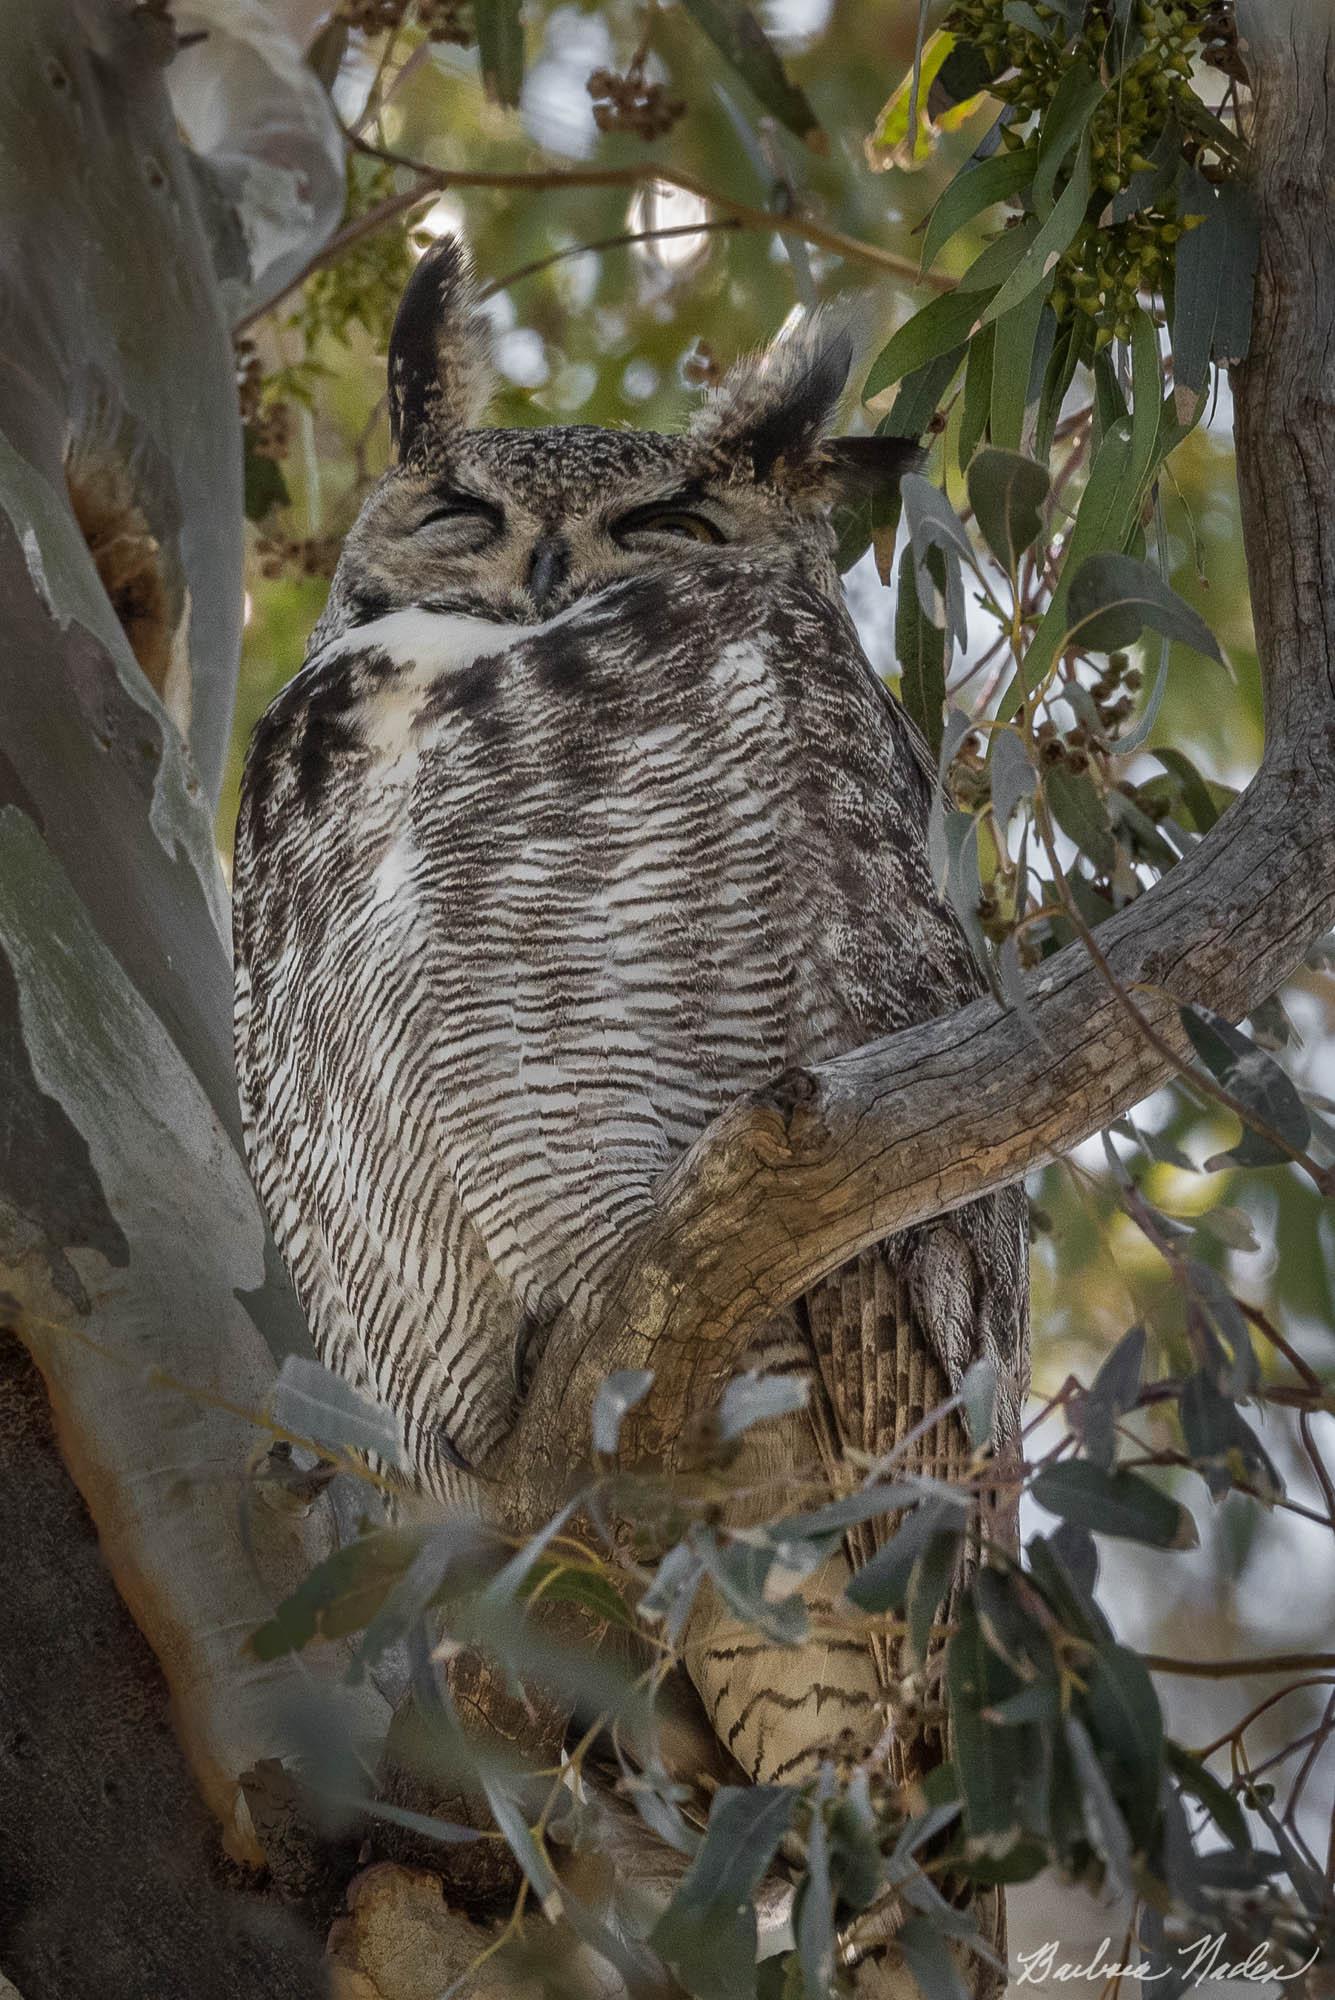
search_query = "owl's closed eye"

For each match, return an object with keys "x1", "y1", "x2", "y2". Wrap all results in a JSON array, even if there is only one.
[{"x1": 314, "y1": 237, "x2": 922, "y2": 638}]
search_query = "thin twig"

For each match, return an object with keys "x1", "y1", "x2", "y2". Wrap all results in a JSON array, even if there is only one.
[
  {"x1": 478, "y1": 218, "x2": 741, "y2": 299},
  {"x1": 1142, "y1": 1652, "x2": 1335, "y2": 1679}
]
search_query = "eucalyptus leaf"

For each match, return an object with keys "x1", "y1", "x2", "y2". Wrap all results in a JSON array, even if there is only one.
[
  {"x1": 967, "y1": 449, "x2": 1050, "y2": 570},
  {"x1": 920, "y1": 149, "x2": 1034, "y2": 273},
  {"x1": 958, "y1": 320, "x2": 997, "y2": 470},
  {"x1": 897, "y1": 542, "x2": 947, "y2": 758},
  {"x1": 945, "y1": 1596, "x2": 1032, "y2": 1855},
  {"x1": 1032, "y1": 59, "x2": 1103, "y2": 214},
  {"x1": 1166, "y1": 1740, "x2": 1249, "y2": 1851},
  {"x1": 1044, "y1": 765, "x2": 1117, "y2": 874},
  {"x1": 901, "y1": 473, "x2": 974, "y2": 649},
  {"x1": 680, "y1": 0, "x2": 823, "y2": 145},
  {"x1": 592, "y1": 1367, "x2": 654, "y2": 1455},
  {"x1": 269, "y1": 1354, "x2": 405, "y2": 1467},
  {"x1": 845, "y1": 1497, "x2": 964, "y2": 1614},
  {"x1": 474, "y1": 0, "x2": 525, "y2": 106},
  {"x1": 797, "y1": 1775, "x2": 835, "y2": 2000},
  {"x1": 1066, "y1": 551, "x2": 1222, "y2": 660},
  {"x1": 1180, "y1": 1369, "x2": 1284, "y2": 1503},
  {"x1": 650, "y1": 1787, "x2": 797, "y2": 2000},
  {"x1": 1180, "y1": 1005, "x2": 1311, "y2": 1168},
  {"x1": 981, "y1": 139, "x2": 1091, "y2": 325},
  {"x1": 719, "y1": 1368, "x2": 809, "y2": 1439},
  {"x1": 990, "y1": 727, "x2": 1037, "y2": 831},
  {"x1": 1065, "y1": 1716, "x2": 1134, "y2": 1896},
  {"x1": 1081, "y1": 1643, "x2": 1164, "y2": 1845},
  {"x1": 899, "y1": 1915, "x2": 973, "y2": 2000},
  {"x1": 865, "y1": 287, "x2": 997, "y2": 400},
  {"x1": 1031, "y1": 1461, "x2": 1198, "y2": 1549}
]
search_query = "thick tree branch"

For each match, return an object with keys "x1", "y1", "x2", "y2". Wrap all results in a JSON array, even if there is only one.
[{"x1": 493, "y1": 19, "x2": 1335, "y2": 1498}]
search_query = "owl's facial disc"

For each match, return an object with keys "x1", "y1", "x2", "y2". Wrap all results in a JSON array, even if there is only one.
[{"x1": 340, "y1": 430, "x2": 782, "y2": 627}]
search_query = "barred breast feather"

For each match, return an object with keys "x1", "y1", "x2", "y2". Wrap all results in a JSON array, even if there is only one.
[{"x1": 233, "y1": 545, "x2": 1028, "y2": 1779}]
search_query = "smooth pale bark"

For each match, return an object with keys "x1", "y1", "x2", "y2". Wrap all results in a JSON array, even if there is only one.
[{"x1": 0, "y1": 1, "x2": 382, "y2": 1957}]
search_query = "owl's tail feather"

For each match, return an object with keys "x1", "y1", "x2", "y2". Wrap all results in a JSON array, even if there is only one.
[{"x1": 679, "y1": 1249, "x2": 1011, "y2": 1995}]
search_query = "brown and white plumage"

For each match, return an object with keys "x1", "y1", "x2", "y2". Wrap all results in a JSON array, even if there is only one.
[{"x1": 233, "y1": 241, "x2": 1028, "y2": 1805}]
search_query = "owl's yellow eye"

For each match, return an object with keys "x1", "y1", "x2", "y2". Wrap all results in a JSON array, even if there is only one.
[{"x1": 613, "y1": 505, "x2": 725, "y2": 546}]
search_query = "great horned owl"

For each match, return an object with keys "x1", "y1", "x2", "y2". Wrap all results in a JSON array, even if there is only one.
[{"x1": 234, "y1": 240, "x2": 1029, "y2": 1798}]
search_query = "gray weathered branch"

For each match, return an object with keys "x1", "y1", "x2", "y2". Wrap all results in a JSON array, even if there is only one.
[{"x1": 496, "y1": 16, "x2": 1335, "y2": 1495}]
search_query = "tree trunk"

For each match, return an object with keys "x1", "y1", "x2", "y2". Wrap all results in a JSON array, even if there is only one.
[{"x1": 0, "y1": 7, "x2": 379, "y2": 1991}]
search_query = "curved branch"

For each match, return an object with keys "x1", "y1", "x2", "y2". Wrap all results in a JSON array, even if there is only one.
[
  {"x1": 492, "y1": 21, "x2": 1335, "y2": 1500},
  {"x1": 236, "y1": 131, "x2": 945, "y2": 331}
]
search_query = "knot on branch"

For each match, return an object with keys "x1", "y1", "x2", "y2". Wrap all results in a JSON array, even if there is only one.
[{"x1": 744, "y1": 1064, "x2": 828, "y2": 1164}]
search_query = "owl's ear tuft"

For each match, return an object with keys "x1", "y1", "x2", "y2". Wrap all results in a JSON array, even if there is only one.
[
  {"x1": 822, "y1": 434, "x2": 926, "y2": 498},
  {"x1": 690, "y1": 310, "x2": 862, "y2": 492},
  {"x1": 387, "y1": 236, "x2": 496, "y2": 459}
]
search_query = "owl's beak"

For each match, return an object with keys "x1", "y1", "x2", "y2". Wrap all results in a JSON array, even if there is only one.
[{"x1": 526, "y1": 535, "x2": 570, "y2": 614}]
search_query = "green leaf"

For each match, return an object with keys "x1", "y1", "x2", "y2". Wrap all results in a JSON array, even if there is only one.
[
  {"x1": 474, "y1": 0, "x2": 525, "y2": 106},
  {"x1": 650, "y1": 1787, "x2": 797, "y2": 2000},
  {"x1": 249, "y1": 1528, "x2": 428, "y2": 1660},
  {"x1": 1044, "y1": 765, "x2": 1117, "y2": 874},
  {"x1": 269, "y1": 1354, "x2": 406, "y2": 1466},
  {"x1": 1182, "y1": 1259, "x2": 1260, "y2": 1396},
  {"x1": 779, "y1": 1479, "x2": 938, "y2": 1540},
  {"x1": 1180, "y1": 1369, "x2": 1284, "y2": 1503},
  {"x1": 797, "y1": 1778, "x2": 835, "y2": 2000},
  {"x1": 1166, "y1": 1740, "x2": 1249, "y2": 1850},
  {"x1": 1081, "y1": 1644, "x2": 1164, "y2": 1845},
  {"x1": 719, "y1": 1368, "x2": 809, "y2": 1439},
  {"x1": 640, "y1": 1543, "x2": 705, "y2": 1645},
  {"x1": 945, "y1": 1596, "x2": 1032, "y2": 1855},
  {"x1": 845, "y1": 1497, "x2": 964, "y2": 1614},
  {"x1": 865, "y1": 287, "x2": 997, "y2": 400},
  {"x1": 958, "y1": 319, "x2": 996, "y2": 471},
  {"x1": 989, "y1": 280, "x2": 1050, "y2": 453},
  {"x1": 1026, "y1": 1530, "x2": 1111, "y2": 1645},
  {"x1": 907, "y1": 1511, "x2": 965, "y2": 1664},
  {"x1": 1032, "y1": 59, "x2": 1103, "y2": 215},
  {"x1": 1066, "y1": 551, "x2": 1222, "y2": 660},
  {"x1": 1152, "y1": 746, "x2": 1223, "y2": 832},
  {"x1": 697, "y1": 1532, "x2": 810, "y2": 1646},
  {"x1": 520, "y1": 1559, "x2": 635, "y2": 1629},
  {"x1": 242, "y1": 434, "x2": 290, "y2": 521},
  {"x1": 990, "y1": 726, "x2": 1036, "y2": 831},
  {"x1": 981, "y1": 138, "x2": 1091, "y2": 326},
  {"x1": 681, "y1": 0, "x2": 823, "y2": 146},
  {"x1": 899, "y1": 1916, "x2": 972, "y2": 2000},
  {"x1": 921, "y1": 150, "x2": 1035, "y2": 274},
  {"x1": 1031, "y1": 1461, "x2": 1198, "y2": 1549},
  {"x1": 1074, "y1": 1325, "x2": 1145, "y2": 1469},
  {"x1": 885, "y1": 347, "x2": 968, "y2": 439},
  {"x1": 1065, "y1": 1715, "x2": 1134, "y2": 1895},
  {"x1": 897, "y1": 543, "x2": 947, "y2": 758},
  {"x1": 828, "y1": 1769, "x2": 885, "y2": 1912},
  {"x1": 1179, "y1": 1005, "x2": 1312, "y2": 1168},
  {"x1": 1034, "y1": 313, "x2": 1087, "y2": 463},
  {"x1": 901, "y1": 473, "x2": 974, "y2": 648},
  {"x1": 592, "y1": 1368, "x2": 653, "y2": 1455},
  {"x1": 866, "y1": 29, "x2": 988, "y2": 170},
  {"x1": 959, "y1": 213, "x2": 1041, "y2": 293},
  {"x1": 1172, "y1": 171, "x2": 1259, "y2": 415},
  {"x1": 968, "y1": 449, "x2": 1050, "y2": 571}
]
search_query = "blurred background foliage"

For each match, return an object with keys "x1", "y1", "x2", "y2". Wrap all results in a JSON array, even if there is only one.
[{"x1": 225, "y1": 0, "x2": 1332, "y2": 1951}]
